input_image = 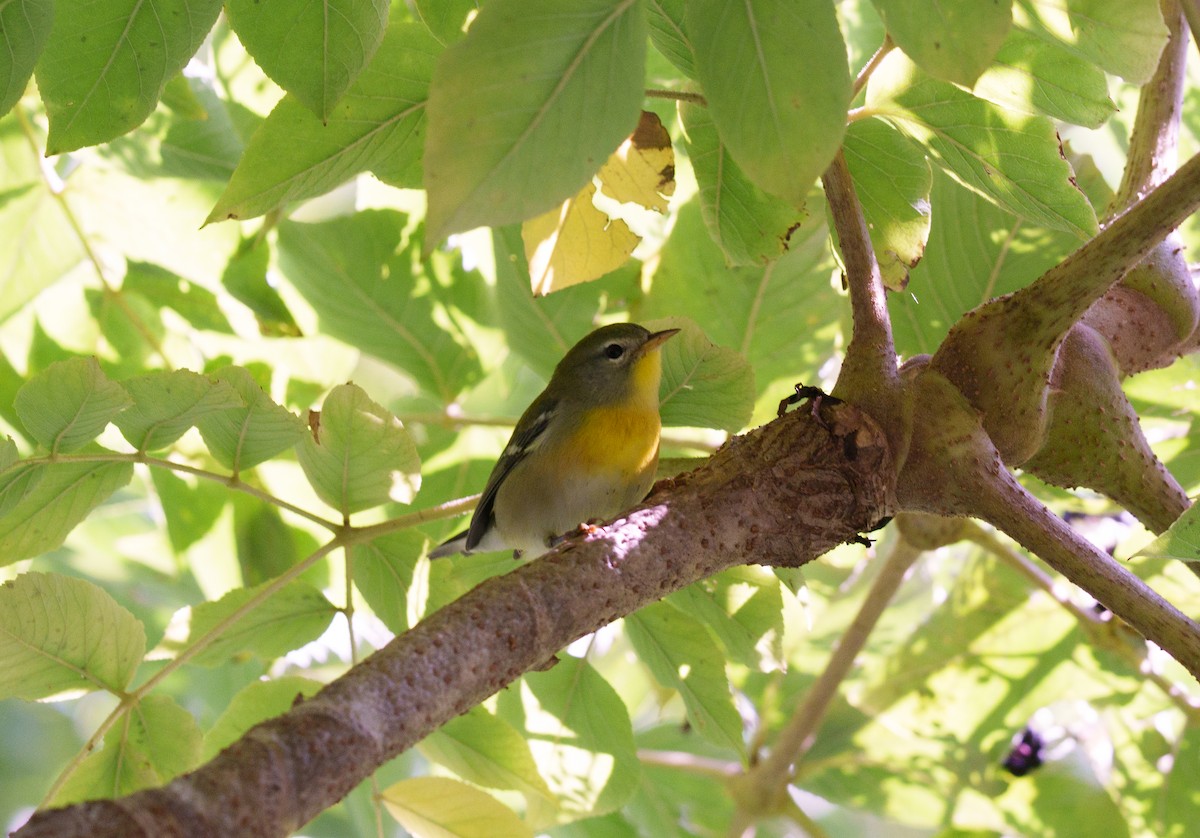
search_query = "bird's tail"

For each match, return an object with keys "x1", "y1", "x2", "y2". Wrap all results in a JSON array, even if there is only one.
[{"x1": 427, "y1": 530, "x2": 469, "y2": 559}]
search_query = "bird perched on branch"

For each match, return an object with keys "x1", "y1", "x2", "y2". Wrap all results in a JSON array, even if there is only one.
[{"x1": 430, "y1": 322, "x2": 679, "y2": 559}]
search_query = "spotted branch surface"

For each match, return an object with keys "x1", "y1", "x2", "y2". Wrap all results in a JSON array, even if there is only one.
[{"x1": 17, "y1": 402, "x2": 894, "y2": 838}]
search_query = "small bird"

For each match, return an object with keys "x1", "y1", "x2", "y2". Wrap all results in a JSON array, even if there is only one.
[{"x1": 429, "y1": 322, "x2": 679, "y2": 559}]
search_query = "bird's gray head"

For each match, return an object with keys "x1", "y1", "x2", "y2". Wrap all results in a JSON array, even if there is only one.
[{"x1": 550, "y1": 323, "x2": 680, "y2": 404}]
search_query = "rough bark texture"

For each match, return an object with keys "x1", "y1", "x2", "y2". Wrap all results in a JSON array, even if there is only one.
[{"x1": 17, "y1": 401, "x2": 894, "y2": 838}]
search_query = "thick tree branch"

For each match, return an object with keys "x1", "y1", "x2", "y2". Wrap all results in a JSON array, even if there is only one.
[
  {"x1": 897, "y1": 365, "x2": 1200, "y2": 680},
  {"x1": 17, "y1": 403, "x2": 894, "y2": 838}
]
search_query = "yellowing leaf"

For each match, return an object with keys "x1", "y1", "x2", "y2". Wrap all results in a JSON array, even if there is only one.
[
  {"x1": 523, "y1": 181, "x2": 640, "y2": 296},
  {"x1": 382, "y1": 776, "x2": 533, "y2": 838},
  {"x1": 596, "y1": 110, "x2": 675, "y2": 213}
]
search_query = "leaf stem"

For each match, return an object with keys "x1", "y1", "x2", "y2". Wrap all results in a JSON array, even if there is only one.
[
  {"x1": 13, "y1": 107, "x2": 168, "y2": 365},
  {"x1": 40, "y1": 536, "x2": 347, "y2": 805},
  {"x1": 741, "y1": 537, "x2": 920, "y2": 797},
  {"x1": 965, "y1": 522, "x2": 1200, "y2": 720},
  {"x1": 21, "y1": 450, "x2": 342, "y2": 531},
  {"x1": 645, "y1": 88, "x2": 707, "y2": 106},
  {"x1": 851, "y1": 34, "x2": 895, "y2": 99}
]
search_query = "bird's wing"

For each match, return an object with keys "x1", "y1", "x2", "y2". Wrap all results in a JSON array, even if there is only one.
[{"x1": 465, "y1": 395, "x2": 559, "y2": 551}]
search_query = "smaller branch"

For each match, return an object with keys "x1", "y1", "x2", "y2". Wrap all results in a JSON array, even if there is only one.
[
  {"x1": 821, "y1": 151, "x2": 902, "y2": 434},
  {"x1": 143, "y1": 456, "x2": 341, "y2": 531},
  {"x1": 24, "y1": 450, "x2": 342, "y2": 532},
  {"x1": 1113, "y1": 0, "x2": 1187, "y2": 212},
  {"x1": 973, "y1": 464, "x2": 1200, "y2": 681},
  {"x1": 784, "y1": 798, "x2": 833, "y2": 838},
  {"x1": 851, "y1": 35, "x2": 895, "y2": 99},
  {"x1": 965, "y1": 522, "x2": 1200, "y2": 720},
  {"x1": 39, "y1": 697, "x2": 131, "y2": 807},
  {"x1": 742, "y1": 537, "x2": 920, "y2": 798},
  {"x1": 135, "y1": 537, "x2": 345, "y2": 698},
  {"x1": 646, "y1": 88, "x2": 707, "y2": 106},
  {"x1": 348, "y1": 495, "x2": 479, "y2": 543},
  {"x1": 637, "y1": 750, "x2": 740, "y2": 780},
  {"x1": 15, "y1": 108, "x2": 168, "y2": 365}
]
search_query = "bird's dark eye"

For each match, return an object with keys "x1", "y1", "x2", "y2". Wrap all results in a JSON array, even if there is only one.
[{"x1": 604, "y1": 343, "x2": 625, "y2": 360}]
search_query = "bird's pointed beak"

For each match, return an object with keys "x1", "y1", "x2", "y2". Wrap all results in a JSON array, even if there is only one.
[{"x1": 640, "y1": 328, "x2": 680, "y2": 355}]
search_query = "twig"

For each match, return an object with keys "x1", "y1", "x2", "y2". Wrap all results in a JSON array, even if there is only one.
[{"x1": 740, "y1": 537, "x2": 920, "y2": 799}]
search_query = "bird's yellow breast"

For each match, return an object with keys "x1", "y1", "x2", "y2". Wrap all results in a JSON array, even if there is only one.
[{"x1": 573, "y1": 401, "x2": 661, "y2": 474}]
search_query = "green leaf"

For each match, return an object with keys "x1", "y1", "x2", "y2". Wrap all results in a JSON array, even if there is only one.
[
  {"x1": 840, "y1": 118, "x2": 932, "y2": 291},
  {"x1": 277, "y1": 210, "x2": 481, "y2": 400},
  {"x1": 232, "y1": 496, "x2": 309, "y2": 586},
  {"x1": 413, "y1": 0, "x2": 477, "y2": 45},
  {"x1": 0, "y1": 461, "x2": 134, "y2": 564},
  {"x1": 625, "y1": 600, "x2": 744, "y2": 754},
  {"x1": 225, "y1": 0, "x2": 388, "y2": 121},
  {"x1": 0, "y1": 120, "x2": 85, "y2": 322},
  {"x1": 888, "y1": 170, "x2": 1080, "y2": 356},
  {"x1": 35, "y1": 0, "x2": 225, "y2": 153},
  {"x1": 195, "y1": 366, "x2": 306, "y2": 473},
  {"x1": 0, "y1": 572, "x2": 146, "y2": 700},
  {"x1": 1162, "y1": 724, "x2": 1200, "y2": 835},
  {"x1": 499, "y1": 658, "x2": 639, "y2": 823},
  {"x1": 647, "y1": 0, "x2": 693, "y2": 78},
  {"x1": 871, "y1": 0, "x2": 1010, "y2": 86},
  {"x1": 492, "y1": 225, "x2": 627, "y2": 381},
  {"x1": 642, "y1": 201, "x2": 841, "y2": 416},
  {"x1": 14, "y1": 357, "x2": 133, "y2": 454},
  {"x1": 149, "y1": 468, "x2": 227, "y2": 554},
  {"x1": 207, "y1": 22, "x2": 438, "y2": 223},
  {"x1": 1017, "y1": 0, "x2": 1169, "y2": 84},
  {"x1": 114, "y1": 370, "x2": 244, "y2": 452},
  {"x1": 687, "y1": 0, "x2": 850, "y2": 208},
  {"x1": 221, "y1": 236, "x2": 301, "y2": 337},
  {"x1": 1, "y1": 0, "x2": 53, "y2": 115},
  {"x1": 184, "y1": 580, "x2": 338, "y2": 667},
  {"x1": 1134, "y1": 504, "x2": 1200, "y2": 561},
  {"x1": 351, "y1": 530, "x2": 425, "y2": 634},
  {"x1": 667, "y1": 567, "x2": 785, "y2": 670},
  {"x1": 52, "y1": 694, "x2": 201, "y2": 806},
  {"x1": 298, "y1": 383, "x2": 421, "y2": 515},
  {"x1": 158, "y1": 80, "x2": 256, "y2": 181},
  {"x1": 423, "y1": 0, "x2": 646, "y2": 244},
  {"x1": 83, "y1": 288, "x2": 165, "y2": 374},
  {"x1": 0, "y1": 437, "x2": 15, "y2": 471},
  {"x1": 202, "y1": 676, "x2": 323, "y2": 760},
  {"x1": 121, "y1": 261, "x2": 234, "y2": 334},
  {"x1": 867, "y1": 52, "x2": 1098, "y2": 239},
  {"x1": 681, "y1": 100, "x2": 805, "y2": 267},
  {"x1": 649, "y1": 316, "x2": 754, "y2": 433},
  {"x1": 419, "y1": 706, "x2": 554, "y2": 800},
  {"x1": 382, "y1": 776, "x2": 533, "y2": 838},
  {"x1": 974, "y1": 28, "x2": 1115, "y2": 128}
]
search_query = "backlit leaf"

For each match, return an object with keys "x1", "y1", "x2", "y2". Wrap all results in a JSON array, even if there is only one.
[
  {"x1": 14, "y1": 357, "x2": 132, "y2": 454},
  {"x1": 35, "y1": 0, "x2": 224, "y2": 153},
  {"x1": 382, "y1": 776, "x2": 533, "y2": 838},
  {"x1": 298, "y1": 383, "x2": 421, "y2": 515},
  {"x1": 867, "y1": 52, "x2": 1098, "y2": 239},
  {"x1": 872, "y1": 0, "x2": 1011, "y2": 86},
  {"x1": 423, "y1": 0, "x2": 645, "y2": 244},
  {"x1": 52, "y1": 694, "x2": 201, "y2": 806},
  {"x1": 687, "y1": 0, "x2": 851, "y2": 207},
  {"x1": 208, "y1": 22, "x2": 439, "y2": 222},
  {"x1": 225, "y1": 0, "x2": 388, "y2": 121},
  {"x1": 114, "y1": 370, "x2": 243, "y2": 451},
  {"x1": 523, "y1": 182, "x2": 641, "y2": 296},
  {"x1": 0, "y1": 572, "x2": 146, "y2": 700}
]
